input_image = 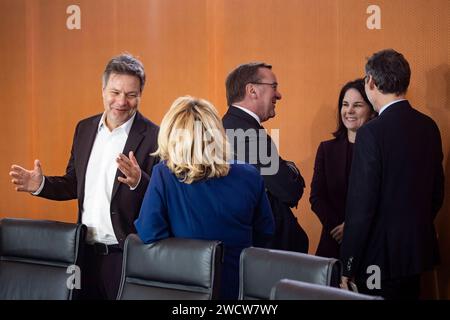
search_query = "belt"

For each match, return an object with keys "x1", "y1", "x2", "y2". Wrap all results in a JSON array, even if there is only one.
[{"x1": 87, "y1": 242, "x2": 122, "y2": 256}]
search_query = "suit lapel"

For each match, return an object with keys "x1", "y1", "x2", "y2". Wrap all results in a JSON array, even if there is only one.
[{"x1": 110, "y1": 112, "x2": 146, "y2": 200}]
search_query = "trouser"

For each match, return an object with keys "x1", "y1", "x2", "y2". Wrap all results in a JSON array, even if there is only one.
[
  {"x1": 79, "y1": 243, "x2": 123, "y2": 300},
  {"x1": 356, "y1": 274, "x2": 421, "y2": 300}
]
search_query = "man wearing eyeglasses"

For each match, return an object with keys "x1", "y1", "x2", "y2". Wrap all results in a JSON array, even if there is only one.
[
  {"x1": 9, "y1": 53, "x2": 159, "y2": 299},
  {"x1": 222, "y1": 62, "x2": 309, "y2": 253}
]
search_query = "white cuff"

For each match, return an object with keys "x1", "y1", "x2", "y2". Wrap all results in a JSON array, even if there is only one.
[
  {"x1": 31, "y1": 176, "x2": 45, "y2": 195},
  {"x1": 130, "y1": 171, "x2": 142, "y2": 191}
]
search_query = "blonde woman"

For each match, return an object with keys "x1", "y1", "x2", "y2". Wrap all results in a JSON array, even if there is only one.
[{"x1": 135, "y1": 96, "x2": 274, "y2": 299}]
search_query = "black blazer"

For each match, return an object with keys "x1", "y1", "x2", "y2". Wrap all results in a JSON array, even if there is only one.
[
  {"x1": 39, "y1": 111, "x2": 159, "y2": 248},
  {"x1": 341, "y1": 101, "x2": 444, "y2": 280},
  {"x1": 223, "y1": 106, "x2": 309, "y2": 253},
  {"x1": 310, "y1": 135, "x2": 353, "y2": 258}
]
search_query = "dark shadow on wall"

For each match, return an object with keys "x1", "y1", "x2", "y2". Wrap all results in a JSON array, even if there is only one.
[{"x1": 424, "y1": 64, "x2": 450, "y2": 300}]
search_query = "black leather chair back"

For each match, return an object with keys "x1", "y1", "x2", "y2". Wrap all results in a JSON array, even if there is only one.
[
  {"x1": 270, "y1": 279, "x2": 383, "y2": 300},
  {"x1": 0, "y1": 218, "x2": 86, "y2": 300},
  {"x1": 117, "y1": 234, "x2": 223, "y2": 300},
  {"x1": 239, "y1": 247, "x2": 341, "y2": 300}
]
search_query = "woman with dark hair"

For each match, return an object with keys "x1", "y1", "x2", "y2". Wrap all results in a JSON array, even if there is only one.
[{"x1": 310, "y1": 78, "x2": 376, "y2": 259}]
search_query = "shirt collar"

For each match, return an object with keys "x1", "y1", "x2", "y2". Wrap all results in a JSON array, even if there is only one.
[
  {"x1": 232, "y1": 104, "x2": 261, "y2": 125},
  {"x1": 379, "y1": 99, "x2": 407, "y2": 115},
  {"x1": 98, "y1": 111, "x2": 137, "y2": 135}
]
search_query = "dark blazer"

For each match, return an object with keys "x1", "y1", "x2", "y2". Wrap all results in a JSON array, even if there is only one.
[
  {"x1": 39, "y1": 111, "x2": 159, "y2": 248},
  {"x1": 341, "y1": 100, "x2": 444, "y2": 280},
  {"x1": 310, "y1": 135, "x2": 353, "y2": 258},
  {"x1": 223, "y1": 106, "x2": 309, "y2": 253}
]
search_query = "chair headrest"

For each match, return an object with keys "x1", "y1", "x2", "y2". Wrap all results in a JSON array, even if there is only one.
[
  {"x1": 0, "y1": 218, "x2": 85, "y2": 264},
  {"x1": 270, "y1": 279, "x2": 383, "y2": 300},
  {"x1": 124, "y1": 234, "x2": 222, "y2": 289},
  {"x1": 240, "y1": 247, "x2": 342, "y2": 299}
]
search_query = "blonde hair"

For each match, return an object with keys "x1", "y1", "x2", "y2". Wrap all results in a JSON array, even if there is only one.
[{"x1": 154, "y1": 96, "x2": 231, "y2": 184}]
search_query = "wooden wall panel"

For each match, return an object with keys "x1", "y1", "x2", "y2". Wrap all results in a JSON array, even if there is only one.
[{"x1": 0, "y1": 0, "x2": 448, "y2": 298}]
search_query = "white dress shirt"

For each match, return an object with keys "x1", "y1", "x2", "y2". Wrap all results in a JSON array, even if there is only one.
[
  {"x1": 32, "y1": 112, "x2": 141, "y2": 244},
  {"x1": 81, "y1": 112, "x2": 136, "y2": 244}
]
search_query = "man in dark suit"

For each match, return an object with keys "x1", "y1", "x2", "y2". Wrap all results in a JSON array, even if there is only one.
[
  {"x1": 222, "y1": 62, "x2": 308, "y2": 253},
  {"x1": 9, "y1": 54, "x2": 159, "y2": 299},
  {"x1": 340, "y1": 49, "x2": 444, "y2": 299}
]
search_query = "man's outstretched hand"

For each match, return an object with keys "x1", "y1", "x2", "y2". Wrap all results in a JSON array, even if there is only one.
[{"x1": 10, "y1": 159, "x2": 43, "y2": 193}]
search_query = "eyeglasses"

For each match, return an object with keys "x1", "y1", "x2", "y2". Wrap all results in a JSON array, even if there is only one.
[{"x1": 249, "y1": 82, "x2": 278, "y2": 90}]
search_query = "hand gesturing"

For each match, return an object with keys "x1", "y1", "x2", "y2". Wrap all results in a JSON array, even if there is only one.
[
  {"x1": 116, "y1": 151, "x2": 142, "y2": 189},
  {"x1": 10, "y1": 159, "x2": 43, "y2": 192}
]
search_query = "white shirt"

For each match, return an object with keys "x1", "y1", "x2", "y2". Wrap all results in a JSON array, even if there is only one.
[
  {"x1": 378, "y1": 99, "x2": 407, "y2": 115},
  {"x1": 34, "y1": 113, "x2": 137, "y2": 244},
  {"x1": 233, "y1": 104, "x2": 261, "y2": 125},
  {"x1": 81, "y1": 112, "x2": 136, "y2": 244}
]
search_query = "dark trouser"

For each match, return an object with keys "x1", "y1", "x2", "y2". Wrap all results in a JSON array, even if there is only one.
[
  {"x1": 79, "y1": 243, "x2": 123, "y2": 300},
  {"x1": 356, "y1": 274, "x2": 421, "y2": 300}
]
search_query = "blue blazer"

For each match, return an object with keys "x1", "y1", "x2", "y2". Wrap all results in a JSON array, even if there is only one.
[{"x1": 135, "y1": 162, "x2": 274, "y2": 299}]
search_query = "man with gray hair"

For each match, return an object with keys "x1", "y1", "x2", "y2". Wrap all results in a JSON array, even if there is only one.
[
  {"x1": 222, "y1": 62, "x2": 308, "y2": 253},
  {"x1": 10, "y1": 53, "x2": 159, "y2": 299}
]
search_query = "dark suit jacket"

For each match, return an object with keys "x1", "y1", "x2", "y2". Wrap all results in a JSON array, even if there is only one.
[
  {"x1": 341, "y1": 100, "x2": 444, "y2": 280},
  {"x1": 39, "y1": 111, "x2": 159, "y2": 248},
  {"x1": 310, "y1": 135, "x2": 353, "y2": 258},
  {"x1": 223, "y1": 106, "x2": 309, "y2": 253}
]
